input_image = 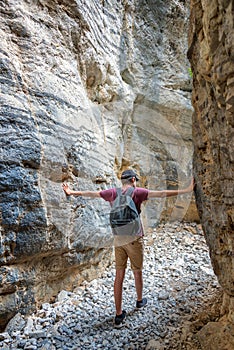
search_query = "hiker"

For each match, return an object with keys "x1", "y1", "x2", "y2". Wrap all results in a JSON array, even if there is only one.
[{"x1": 62, "y1": 169, "x2": 194, "y2": 327}]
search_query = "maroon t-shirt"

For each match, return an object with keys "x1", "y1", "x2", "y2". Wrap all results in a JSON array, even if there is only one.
[{"x1": 100, "y1": 187, "x2": 149, "y2": 235}]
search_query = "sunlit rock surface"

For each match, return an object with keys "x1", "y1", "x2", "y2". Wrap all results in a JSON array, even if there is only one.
[
  {"x1": 0, "y1": 0, "x2": 194, "y2": 328},
  {"x1": 188, "y1": 0, "x2": 234, "y2": 348}
]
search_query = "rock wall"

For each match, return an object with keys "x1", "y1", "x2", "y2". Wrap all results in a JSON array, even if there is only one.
[
  {"x1": 0, "y1": 0, "x2": 194, "y2": 328},
  {"x1": 188, "y1": 0, "x2": 234, "y2": 347}
]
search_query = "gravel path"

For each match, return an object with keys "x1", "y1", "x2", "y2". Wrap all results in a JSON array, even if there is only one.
[{"x1": 0, "y1": 222, "x2": 221, "y2": 350}]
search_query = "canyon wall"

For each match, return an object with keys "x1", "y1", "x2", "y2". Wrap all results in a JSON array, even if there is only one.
[
  {"x1": 188, "y1": 0, "x2": 234, "y2": 348},
  {"x1": 0, "y1": 0, "x2": 194, "y2": 329}
]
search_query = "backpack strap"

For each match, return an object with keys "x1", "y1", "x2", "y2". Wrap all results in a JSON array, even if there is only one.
[
  {"x1": 126, "y1": 187, "x2": 140, "y2": 214},
  {"x1": 125, "y1": 186, "x2": 135, "y2": 197},
  {"x1": 116, "y1": 188, "x2": 122, "y2": 197}
]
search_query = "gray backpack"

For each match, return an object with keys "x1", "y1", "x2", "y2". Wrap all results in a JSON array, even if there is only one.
[{"x1": 110, "y1": 187, "x2": 141, "y2": 235}]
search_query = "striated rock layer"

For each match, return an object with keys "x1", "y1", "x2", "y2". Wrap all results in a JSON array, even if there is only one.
[
  {"x1": 0, "y1": 0, "x2": 194, "y2": 328},
  {"x1": 188, "y1": 0, "x2": 234, "y2": 348}
]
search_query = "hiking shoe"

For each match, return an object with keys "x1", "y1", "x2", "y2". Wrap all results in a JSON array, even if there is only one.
[
  {"x1": 136, "y1": 297, "x2": 147, "y2": 309},
  {"x1": 114, "y1": 310, "x2": 126, "y2": 328}
]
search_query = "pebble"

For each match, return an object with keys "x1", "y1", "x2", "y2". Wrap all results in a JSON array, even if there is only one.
[{"x1": 0, "y1": 222, "x2": 220, "y2": 350}]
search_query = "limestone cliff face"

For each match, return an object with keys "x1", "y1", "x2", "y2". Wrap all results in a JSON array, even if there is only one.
[
  {"x1": 188, "y1": 0, "x2": 234, "y2": 347},
  {"x1": 0, "y1": 0, "x2": 193, "y2": 328}
]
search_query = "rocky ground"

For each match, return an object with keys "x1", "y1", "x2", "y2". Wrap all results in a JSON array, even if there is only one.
[{"x1": 0, "y1": 222, "x2": 222, "y2": 350}]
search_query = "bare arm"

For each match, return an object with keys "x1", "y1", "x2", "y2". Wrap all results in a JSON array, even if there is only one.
[
  {"x1": 62, "y1": 183, "x2": 101, "y2": 198},
  {"x1": 148, "y1": 178, "x2": 194, "y2": 199}
]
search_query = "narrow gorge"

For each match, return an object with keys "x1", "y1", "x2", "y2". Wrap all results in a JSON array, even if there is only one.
[{"x1": 0, "y1": 0, "x2": 233, "y2": 349}]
